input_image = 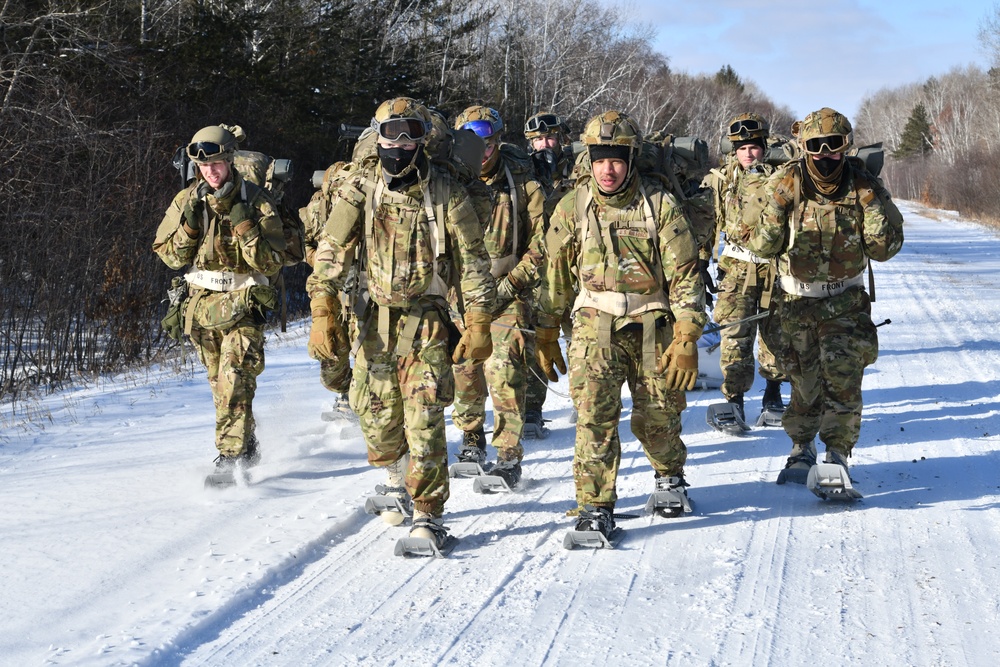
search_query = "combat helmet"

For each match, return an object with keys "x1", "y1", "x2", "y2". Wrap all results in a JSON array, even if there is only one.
[
  {"x1": 524, "y1": 112, "x2": 568, "y2": 141},
  {"x1": 581, "y1": 110, "x2": 642, "y2": 166},
  {"x1": 455, "y1": 106, "x2": 504, "y2": 142},
  {"x1": 186, "y1": 125, "x2": 237, "y2": 164},
  {"x1": 726, "y1": 112, "x2": 769, "y2": 143},
  {"x1": 370, "y1": 97, "x2": 433, "y2": 144},
  {"x1": 795, "y1": 107, "x2": 853, "y2": 155}
]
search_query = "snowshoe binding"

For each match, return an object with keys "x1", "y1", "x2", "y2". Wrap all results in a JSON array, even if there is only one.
[
  {"x1": 394, "y1": 513, "x2": 457, "y2": 558},
  {"x1": 806, "y1": 450, "x2": 863, "y2": 501},
  {"x1": 204, "y1": 454, "x2": 245, "y2": 489},
  {"x1": 521, "y1": 410, "x2": 550, "y2": 440},
  {"x1": 644, "y1": 474, "x2": 693, "y2": 518},
  {"x1": 365, "y1": 454, "x2": 412, "y2": 525},
  {"x1": 776, "y1": 441, "x2": 817, "y2": 485},
  {"x1": 706, "y1": 397, "x2": 750, "y2": 436},
  {"x1": 448, "y1": 427, "x2": 489, "y2": 478},
  {"x1": 756, "y1": 379, "x2": 786, "y2": 427},
  {"x1": 321, "y1": 394, "x2": 362, "y2": 438},
  {"x1": 473, "y1": 459, "x2": 521, "y2": 493},
  {"x1": 563, "y1": 506, "x2": 622, "y2": 550}
]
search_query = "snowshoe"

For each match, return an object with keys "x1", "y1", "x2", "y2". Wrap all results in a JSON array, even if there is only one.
[
  {"x1": 563, "y1": 506, "x2": 623, "y2": 549},
  {"x1": 706, "y1": 401, "x2": 750, "y2": 436},
  {"x1": 695, "y1": 335, "x2": 724, "y2": 390},
  {"x1": 521, "y1": 410, "x2": 550, "y2": 440},
  {"x1": 776, "y1": 441, "x2": 817, "y2": 485},
  {"x1": 473, "y1": 460, "x2": 521, "y2": 494},
  {"x1": 756, "y1": 380, "x2": 785, "y2": 427},
  {"x1": 448, "y1": 427, "x2": 489, "y2": 478},
  {"x1": 806, "y1": 450, "x2": 863, "y2": 501},
  {"x1": 394, "y1": 514, "x2": 457, "y2": 558},
  {"x1": 364, "y1": 485, "x2": 413, "y2": 526},
  {"x1": 241, "y1": 434, "x2": 261, "y2": 468},
  {"x1": 644, "y1": 475, "x2": 693, "y2": 518},
  {"x1": 204, "y1": 454, "x2": 244, "y2": 489},
  {"x1": 321, "y1": 394, "x2": 362, "y2": 438}
]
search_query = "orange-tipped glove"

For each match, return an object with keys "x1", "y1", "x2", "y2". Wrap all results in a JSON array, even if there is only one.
[
  {"x1": 661, "y1": 320, "x2": 701, "y2": 391},
  {"x1": 535, "y1": 326, "x2": 566, "y2": 382},
  {"x1": 452, "y1": 310, "x2": 493, "y2": 363},
  {"x1": 308, "y1": 296, "x2": 349, "y2": 361}
]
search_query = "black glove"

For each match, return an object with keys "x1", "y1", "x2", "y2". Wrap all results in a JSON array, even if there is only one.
[
  {"x1": 716, "y1": 266, "x2": 727, "y2": 285},
  {"x1": 699, "y1": 259, "x2": 717, "y2": 294}
]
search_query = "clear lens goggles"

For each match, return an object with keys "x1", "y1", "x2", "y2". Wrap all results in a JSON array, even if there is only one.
[
  {"x1": 186, "y1": 141, "x2": 227, "y2": 161},
  {"x1": 524, "y1": 114, "x2": 561, "y2": 134},
  {"x1": 803, "y1": 134, "x2": 847, "y2": 154},
  {"x1": 727, "y1": 119, "x2": 764, "y2": 139},
  {"x1": 371, "y1": 117, "x2": 430, "y2": 142},
  {"x1": 461, "y1": 119, "x2": 500, "y2": 139}
]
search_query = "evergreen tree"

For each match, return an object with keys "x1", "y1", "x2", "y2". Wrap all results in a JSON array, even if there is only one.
[
  {"x1": 894, "y1": 103, "x2": 934, "y2": 158},
  {"x1": 714, "y1": 64, "x2": 744, "y2": 93}
]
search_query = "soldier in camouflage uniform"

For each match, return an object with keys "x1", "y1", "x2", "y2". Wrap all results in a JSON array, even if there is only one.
[
  {"x1": 450, "y1": 106, "x2": 547, "y2": 488},
  {"x1": 153, "y1": 125, "x2": 285, "y2": 474},
  {"x1": 522, "y1": 112, "x2": 577, "y2": 436},
  {"x1": 536, "y1": 111, "x2": 707, "y2": 535},
  {"x1": 703, "y1": 113, "x2": 787, "y2": 421},
  {"x1": 742, "y1": 108, "x2": 904, "y2": 479},
  {"x1": 307, "y1": 97, "x2": 495, "y2": 545}
]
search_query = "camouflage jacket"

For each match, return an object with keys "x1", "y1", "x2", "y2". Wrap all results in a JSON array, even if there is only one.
[
  {"x1": 306, "y1": 161, "x2": 495, "y2": 316},
  {"x1": 153, "y1": 170, "x2": 285, "y2": 279},
  {"x1": 703, "y1": 156, "x2": 775, "y2": 271},
  {"x1": 480, "y1": 148, "x2": 547, "y2": 290},
  {"x1": 744, "y1": 159, "x2": 904, "y2": 296},
  {"x1": 538, "y1": 174, "x2": 707, "y2": 331}
]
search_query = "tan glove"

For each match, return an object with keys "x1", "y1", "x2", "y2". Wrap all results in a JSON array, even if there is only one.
[
  {"x1": 662, "y1": 320, "x2": 701, "y2": 391},
  {"x1": 308, "y1": 296, "x2": 349, "y2": 361},
  {"x1": 535, "y1": 326, "x2": 566, "y2": 382},
  {"x1": 452, "y1": 311, "x2": 493, "y2": 363}
]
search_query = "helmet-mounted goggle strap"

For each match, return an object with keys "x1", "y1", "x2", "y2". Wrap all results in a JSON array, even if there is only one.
[
  {"x1": 186, "y1": 141, "x2": 228, "y2": 161},
  {"x1": 727, "y1": 119, "x2": 764, "y2": 139},
  {"x1": 372, "y1": 117, "x2": 431, "y2": 143},
  {"x1": 803, "y1": 134, "x2": 847, "y2": 154},
  {"x1": 461, "y1": 120, "x2": 499, "y2": 140}
]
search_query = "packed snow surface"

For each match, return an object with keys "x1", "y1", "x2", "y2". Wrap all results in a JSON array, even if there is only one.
[{"x1": 2, "y1": 201, "x2": 999, "y2": 666}]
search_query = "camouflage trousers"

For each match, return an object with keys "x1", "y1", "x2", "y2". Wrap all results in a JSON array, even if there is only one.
[
  {"x1": 714, "y1": 260, "x2": 785, "y2": 401},
  {"x1": 452, "y1": 300, "x2": 533, "y2": 462},
  {"x1": 775, "y1": 288, "x2": 879, "y2": 457},
  {"x1": 190, "y1": 320, "x2": 265, "y2": 457},
  {"x1": 349, "y1": 304, "x2": 454, "y2": 516},
  {"x1": 568, "y1": 308, "x2": 688, "y2": 510}
]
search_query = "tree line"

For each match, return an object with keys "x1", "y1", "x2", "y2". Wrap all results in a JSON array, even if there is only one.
[{"x1": 7, "y1": 0, "x2": 991, "y2": 406}]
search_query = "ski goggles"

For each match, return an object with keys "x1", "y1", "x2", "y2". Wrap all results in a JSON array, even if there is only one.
[
  {"x1": 727, "y1": 118, "x2": 765, "y2": 139},
  {"x1": 186, "y1": 141, "x2": 229, "y2": 161},
  {"x1": 371, "y1": 117, "x2": 431, "y2": 143},
  {"x1": 803, "y1": 134, "x2": 848, "y2": 154},
  {"x1": 524, "y1": 114, "x2": 562, "y2": 134},
  {"x1": 461, "y1": 119, "x2": 501, "y2": 139}
]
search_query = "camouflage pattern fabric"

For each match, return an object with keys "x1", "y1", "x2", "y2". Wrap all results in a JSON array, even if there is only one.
[
  {"x1": 744, "y1": 156, "x2": 904, "y2": 457},
  {"x1": 538, "y1": 173, "x2": 707, "y2": 510},
  {"x1": 568, "y1": 309, "x2": 688, "y2": 508},
  {"x1": 704, "y1": 157, "x2": 786, "y2": 400},
  {"x1": 451, "y1": 145, "x2": 546, "y2": 462},
  {"x1": 153, "y1": 169, "x2": 284, "y2": 457},
  {"x1": 307, "y1": 158, "x2": 495, "y2": 515},
  {"x1": 190, "y1": 322, "x2": 265, "y2": 456},
  {"x1": 349, "y1": 308, "x2": 454, "y2": 516}
]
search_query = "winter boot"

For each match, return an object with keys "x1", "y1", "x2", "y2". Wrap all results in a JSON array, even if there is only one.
[
  {"x1": 241, "y1": 433, "x2": 261, "y2": 468},
  {"x1": 491, "y1": 458, "x2": 522, "y2": 489},
  {"x1": 574, "y1": 505, "x2": 616, "y2": 537},
  {"x1": 776, "y1": 440, "x2": 817, "y2": 485},
  {"x1": 762, "y1": 379, "x2": 785, "y2": 412},
  {"x1": 457, "y1": 426, "x2": 487, "y2": 465},
  {"x1": 522, "y1": 410, "x2": 549, "y2": 440},
  {"x1": 379, "y1": 453, "x2": 412, "y2": 526},
  {"x1": 730, "y1": 394, "x2": 745, "y2": 422},
  {"x1": 409, "y1": 511, "x2": 450, "y2": 547},
  {"x1": 213, "y1": 453, "x2": 238, "y2": 474}
]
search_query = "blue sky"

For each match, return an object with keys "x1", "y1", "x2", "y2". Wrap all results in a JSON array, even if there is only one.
[{"x1": 613, "y1": 0, "x2": 995, "y2": 121}]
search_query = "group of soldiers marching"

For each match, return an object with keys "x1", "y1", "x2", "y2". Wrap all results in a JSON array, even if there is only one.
[{"x1": 154, "y1": 99, "x2": 904, "y2": 553}]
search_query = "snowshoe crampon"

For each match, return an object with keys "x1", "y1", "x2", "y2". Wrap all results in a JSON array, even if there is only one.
[
  {"x1": 448, "y1": 461, "x2": 489, "y2": 478},
  {"x1": 706, "y1": 402, "x2": 751, "y2": 436},
  {"x1": 472, "y1": 461, "x2": 520, "y2": 493},
  {"x1": 806, "y1": 461, "x2": 863, "y2": 501},
  {"x1": 755, "y1": 407, "x2": 784, "y2": 428},
  {"x1": 364, "y1": 486, "x2": 413, "y2": 526},
  {"x1": 644, "y1": 480, "x2": 693, "y2": 518},
  {"x1": 204, "y1": 455, "x2": 247, "y2": 489},
  {"x1": 204, "y1": 471, "x2": 238, "y2": 489}
]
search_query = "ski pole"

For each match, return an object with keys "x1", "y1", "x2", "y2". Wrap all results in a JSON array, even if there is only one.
[{"x1": 702, "y1": 310, "x2": 771, "y2": 336}]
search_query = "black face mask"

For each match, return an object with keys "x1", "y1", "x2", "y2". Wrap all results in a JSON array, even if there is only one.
[
  {"x1": 531, "y1": 149, "x2": 558, "y2": 181},
  {"x1": 814, "y1": 156, "x2": 841, "y2": 177},
  {"x1": 377, "y1": 145, "x2": 419, "y2": 176}
]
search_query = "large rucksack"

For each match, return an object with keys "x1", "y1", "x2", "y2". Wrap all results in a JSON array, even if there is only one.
[{"x1": 232, "y1": 149, "x2": 305, "y2": 268}]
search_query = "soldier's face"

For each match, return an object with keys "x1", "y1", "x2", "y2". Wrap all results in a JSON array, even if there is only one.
[
  {"x1": 198, "y1": 160, "x2": 230, "y2": 190},
  {"x1": 810, "y1": 151, "x2": 843, "y2": 161},
  {"x1": 531, "y1": 136, "x2": 559, "y2": 152},
  {"x1": 736, "y1": 144, "x2": 764, "y2": 169},
  {"x1": 593, "y1": 158, "x2": 628, "y2": 193},
  {"x1": 377, "y1": 138, "x2": 418, "y2": 151}
]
